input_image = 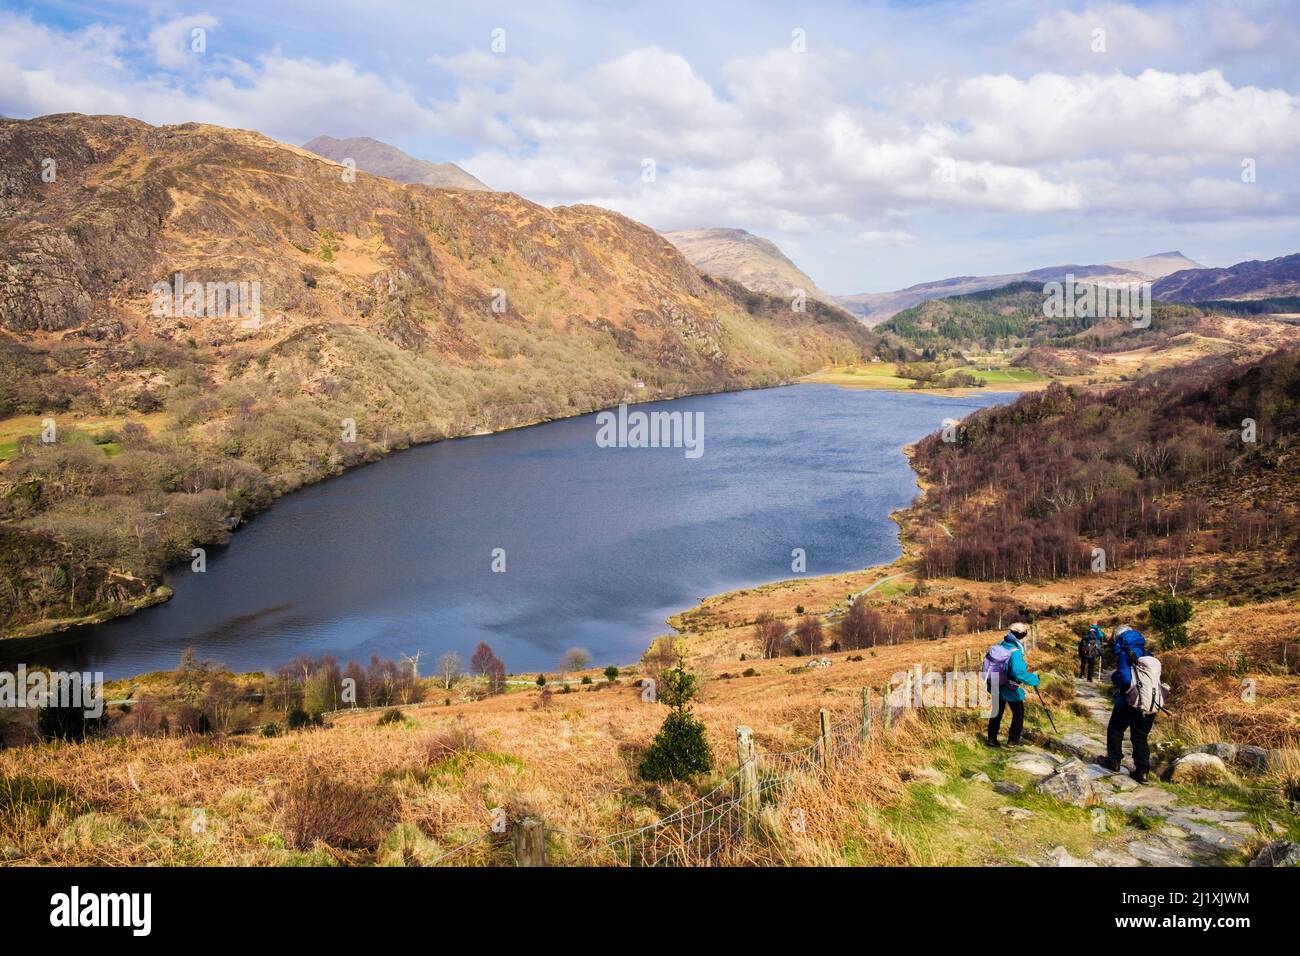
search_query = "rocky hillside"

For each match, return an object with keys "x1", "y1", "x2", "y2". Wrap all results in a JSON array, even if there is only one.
[
  {"x1": 662, "y1": 228, "x2": 839, "y2": 308},
  {"x1": 0, "y1": 113, "x2": 878, "y2": 635},
  {"x1": 302, "y1": 135, "x2": 489, "y2": 190},
  {"x1": 1153, "y1": 253, "x2": 1300, "y2": 302}
]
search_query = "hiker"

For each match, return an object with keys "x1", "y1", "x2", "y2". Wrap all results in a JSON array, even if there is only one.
[
  {"x1": 983, "y1": 622, "x2": 1041, "y2": 747},
  {"x1": 1077, "y1": 622, "x2": 1104, "y2": 680},
  {"x1": 1102, "y1": 625, "x2": 1166, "y2": 784}
]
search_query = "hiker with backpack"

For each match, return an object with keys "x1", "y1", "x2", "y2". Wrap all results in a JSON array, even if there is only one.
[
  {"x1": 1077, "y1": 622, "x2": 1104, "y2": 681},
  {"x1": 1102, "y1": 625, "x2": 1167, "y2": 784},
  {"x1": 982, "y1": 622, "x2": 1041, "y2": 747}
]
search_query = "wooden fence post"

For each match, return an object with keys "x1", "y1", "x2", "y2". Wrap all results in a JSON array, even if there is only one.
[
  {"x1": 819, "y1": 708, "x2": 833, "y2": 771},
  {"x1": 860, "y1": 687, "x2": 872, "y2": 743},
  {"x1": 514, "y1": 817, "x2": 545, "y2": 867},
  {"x1": 736, "y1": 726, "x2": 760, "y2": 829},
  {"x1": 882, "y1": 682, "x2": 893, "y2": 734}
]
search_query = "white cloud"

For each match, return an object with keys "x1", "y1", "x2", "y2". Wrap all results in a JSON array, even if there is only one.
[
  {"x1": 147, "y1": 13, "x2": 218, "y2": 70},
  {"x1": 3, "y1": 2, "x2": 1300, "y2": 290}
]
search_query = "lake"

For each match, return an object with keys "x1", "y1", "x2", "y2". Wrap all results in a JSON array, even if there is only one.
[{"x1": 14, "y1": 384, "x2": 1015, "y2": 678}]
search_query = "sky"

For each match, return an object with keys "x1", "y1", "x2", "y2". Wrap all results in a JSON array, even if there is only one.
[{"x1": 2, "y1": 0, "x2": 1299, "y2": 293}]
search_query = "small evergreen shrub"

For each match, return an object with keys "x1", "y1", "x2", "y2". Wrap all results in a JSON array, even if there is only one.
[{"x1": 638, "y1": 711, "x2": 714, "y2": 781}]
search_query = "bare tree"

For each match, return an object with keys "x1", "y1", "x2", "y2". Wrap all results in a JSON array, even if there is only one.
[
  {"x1": 485, "y1": 658, "x2": 506, "y2": 696},
  {"x1": 840, "y1": 598, "x2": 870, "y2": 650},
  {"x1": 754, "y1": 612, "x2": 788, "y2": 659},
  {"x1": 562, "y1": 647, "x2": 592, "y2": 673},
  {"x1": 202, "y1": 677, "x2": 240, "y2": 733},
  {"x1": 470, "y1": 642, "x2": 496, "y2": 676},
  {"x1": 437, "y1": 651, "x2": 464, "y2": 690},
  {"x1": 795, "y1": 615, "x2": 824, "y2": 656}
]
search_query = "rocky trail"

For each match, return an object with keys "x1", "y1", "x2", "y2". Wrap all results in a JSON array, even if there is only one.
[
  {"x1": 1019, "y1": 679, "x2": 1261, "y2": 866},
  {"x1": 901, "y1": 676, "x2": 1297, "y2": 867}
]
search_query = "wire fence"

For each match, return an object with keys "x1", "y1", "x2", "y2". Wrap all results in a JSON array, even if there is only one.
[{"x1": 422, "y1": 669, "x2": 951, "y2": 867}]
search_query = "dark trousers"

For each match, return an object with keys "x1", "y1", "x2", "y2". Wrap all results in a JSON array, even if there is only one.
[
  {"x1": 1107, "y1": 704, "x2": 1156, "y2": 776},
  {"x1": 1078, "y1": 653, "x2": 1098, "y2": 680},
  {"x1": 988, "y1": 697, "x2": 1025, "y2": 744}
]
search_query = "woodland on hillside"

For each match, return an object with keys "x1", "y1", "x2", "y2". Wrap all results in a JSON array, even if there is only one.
[
  {"x1": 879, "y1": 281, "x2": 1208, "y2": 353},
  {"x1": 910, "y1": 351, "x2": 1300, "y2": 590}
]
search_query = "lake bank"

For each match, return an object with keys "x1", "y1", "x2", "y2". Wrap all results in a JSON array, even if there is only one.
[{"x1": 5, "y1": 385, "x2": 1016, "y2": 679}]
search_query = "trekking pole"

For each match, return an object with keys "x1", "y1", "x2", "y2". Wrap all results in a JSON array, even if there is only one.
[{"x1": 1034, "y1": 686, "x2": 1059, "y2": 735}]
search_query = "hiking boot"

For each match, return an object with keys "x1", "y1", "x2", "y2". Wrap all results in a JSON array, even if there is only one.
[
  {"x1": 1130, "y1": 770, "x2": 1148, "y2": 784},
  {"x1": 1005, "y1": 738, "x2": 1024, "y2": 748},
  {"x1": 984, "y1": 738, "x2": 1001, "y2": 748},
  {"x1": 1100, "y1": 757, "x2": 1122, "y2": 773}
]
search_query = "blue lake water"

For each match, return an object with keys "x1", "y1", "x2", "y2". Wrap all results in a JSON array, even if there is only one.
[{"x1": 17, "y1": 384, "x2": 1015, "y2": 678}]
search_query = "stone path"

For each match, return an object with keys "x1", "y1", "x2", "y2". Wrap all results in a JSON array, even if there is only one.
[{"x1": 1031, "y1": 679, "x2": 1259, "y2": 867}]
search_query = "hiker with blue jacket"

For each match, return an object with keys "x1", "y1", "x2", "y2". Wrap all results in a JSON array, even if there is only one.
[
  {"x1": 984, "y1": 622, "x2": 1041, "y2": 747},
  {"x1": 1102, "y1": 625, "x2": 1161, "y2": 783}
]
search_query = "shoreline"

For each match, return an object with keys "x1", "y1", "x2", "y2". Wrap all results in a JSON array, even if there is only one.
[
  {"x1": 2, "y1": 377, "x2": 788, "y2": 644},
  {"x1": 4, "y1": 375, "x2": 1010, "y2": 678}
]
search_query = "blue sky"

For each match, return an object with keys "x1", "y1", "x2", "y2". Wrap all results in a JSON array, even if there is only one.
[{"x1": 3, "y1": 0, "x2": 1299, "y2": 291}]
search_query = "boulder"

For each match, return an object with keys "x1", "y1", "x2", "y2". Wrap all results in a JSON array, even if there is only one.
[
  {"x1": 1249, "y1": 841, "x2": 1300, "y2": 867},
  {"x1": 1170, "y1": 752, "x2": 1232, "y2": 785},
  {"x1": 1045, "y1": 845, "x2": 1096, "y2": 867},
  {"x1": 1102, "y1": 786, "x2": 1180, "y2": 812},
  {"x1": 1062, "y1": 732, "x2": 1105, "y2": 754},
  {"x1": 993, "y1": 781, "x2": 1023, "y2": 796},
  {"x1": 1235, "y1": 745, "x2": 1270, "y2": 773},
  {"x1": 1109, "y1": 774, "x2": 1140, "y2": 792},
  {"x1": 1008, "y1": 754, "x2": 1058, "y2": 776},
  {"x1": 1034, "y1": 758, "x2": 1098, "y2": 807},
  {"x1": 1126, "y1": 838, "x2": 1194, "y2": 867},
  {"x1": 1206, "y1": 741, "x2": 1238, "y2": 763},
  {"x1": 965, "y1": 771, "x2": 991, "y2": 783}
]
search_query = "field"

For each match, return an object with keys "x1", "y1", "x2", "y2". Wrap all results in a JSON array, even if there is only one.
[
  {"x1": 801, "y1": 361, "x2": 1046, "y2": 393},
  {"x1": 0, "y1": 413, "x2": 168, "y2": 462}
]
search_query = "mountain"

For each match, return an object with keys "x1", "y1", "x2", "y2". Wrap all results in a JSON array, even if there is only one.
[
  {"x1": 1104, "y1": 251, "x2": 1203, "y2": 279},
  {"x1": 302, "y1": 134, "x2": 489, "y2": 190},
  {"x1": 1152, "y1": 253, "x2": 1300, "y2": 302},
  {"x1": 662, "y1": 228, "x2": 838, "y2": 307},
  {"x1": 838, "y1": 252, "x2": 1203, "y2": 325},
  {"x1": 875, "y1": 280, "x2": 1300, "y2": 373},
  {"x1": 0, "y1": 113, "x2": 878, "y2": 635}
]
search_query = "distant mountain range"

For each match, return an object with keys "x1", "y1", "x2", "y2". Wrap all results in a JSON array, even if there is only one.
[
  {"x1": 661, "y1": 228, "x2": 839, "y2": 308},
  {"x1": 659, "y1": 227, "x2": 1291, "y2": 328},
  {"x1": 1152, "y1": 253, "x2": 1300, "y2": 302},
  {"x1": 836, "y1": 252, "x2": 1204, "y2": 325},
  {"x1": 302, "y1": 135, "x2": 490, "y2": 191}
]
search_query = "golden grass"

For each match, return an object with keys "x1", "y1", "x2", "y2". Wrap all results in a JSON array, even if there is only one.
[{"x1": 0, "y1": 632, "x2": 991, "y2": 866}]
